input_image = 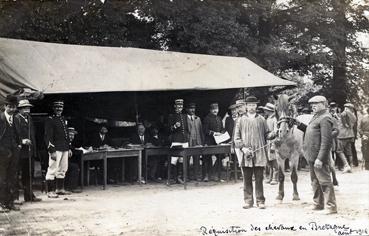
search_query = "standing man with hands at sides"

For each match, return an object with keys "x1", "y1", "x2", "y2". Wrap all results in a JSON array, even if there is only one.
[
  {"x1": 294, "y1": 95, "x2": 337, "y2": 214},
  {"x1": 44, "y1": 100, "x2": 72, "y2": 198},
  {"x1": 234, "y1": 96, "x2": 270, "y2": 210},
  {"x1": 16, "y1": 99, "x2": 42, "y2": 202},
  {"x1": 0, "y1": 95, "x2": 21, "y2": 213},
  {"x1": 168, "y1": 99, "x2": 189, "y2": 184}
]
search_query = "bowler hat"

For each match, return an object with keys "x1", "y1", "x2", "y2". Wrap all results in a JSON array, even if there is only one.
[
  {"x1": 329, "y1": 102, "x2": 337, "y2": 108},
  {"x1": 308, "y1": 95, "x2": 327, "y2": 104},
  {"x1": 18, "y1": 99, "x2": 33, "y2": 108},
  {"x1": 245, "y1": 96, "x2": 259, "y2": 104},
  {"x1": 5, "y1": 95, "x2": 18, "y2": 105}
]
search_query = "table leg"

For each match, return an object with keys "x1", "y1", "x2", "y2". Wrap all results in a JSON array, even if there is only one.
[
  {"x1": 103, "y1": 154, "x2": 107, "y2": 190},
  {"x1": 145, "y1": 151, "x2": 148, "y2": 183},
  {"x1": 234, "y1": 153, "x2": 237, "y2": 183},
  {"x1": 121, "y1": 158, "x2": 125, "y2": 183},
  {"x1": 138, "y1": 151, "x2": 142, "y2": 185},
  {"x1": 167, "y1": 155, "x2": 171, "y2": 185},
  {"x1": 86, "y1": 161, "x2": 90, "y2": 186},
  {"x1": 183, "y1": 154, "x2": 188, "y2": 190},
  {"x1": 81, "y1": 159, "x2": 84, "y2": 190}
]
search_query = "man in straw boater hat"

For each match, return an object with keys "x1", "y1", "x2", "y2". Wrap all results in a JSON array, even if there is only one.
[
  {"x1": 168, "y1": 99, "x2": 189, "y2": 184},
  {"x1": 234, "y1": 95, "x2": 271, "y2": 209},
  {"x1": 295, "y1": 95, "x2": 337, "y2": 214},
  {"x1": 15, "y1": 99, "x2": 42, "y2": 202},
  {"x1": 44, "y1": 100, "x2": 72, "y2": 198},
  {"x1": 0, "y1": 95, "x2": 22, "y2": 212},
  {"x1": 260, "y1": 103, "x2": 278, "y2": 185}
]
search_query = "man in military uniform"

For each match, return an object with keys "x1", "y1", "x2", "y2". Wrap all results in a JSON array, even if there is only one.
[
  {"x1": 168, "y1": 99, "x2": 189, "y2": 184},
  {"x1": 203, "y1": 102, "x2": 226, "y2": 182},
  {"x1": 0, "y1": 95, "x2": 21, "y2": 212},
  {"x1": 16, "y1": 99, "x2": 42, "y2": 202},
  {"x1": 44, "y1": 100, "x2": 71, "y2": 198}
]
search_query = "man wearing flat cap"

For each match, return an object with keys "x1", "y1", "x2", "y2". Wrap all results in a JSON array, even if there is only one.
[
  {"x1": 186, "y1": 102, "x2": 204, "y2": 181},
  {"x1": 234, "y1": 96, "x2": 270, "y2": 209},
  {"x1": 296, "y1": 95, "x2": 337, "y2": 214},
  {"x1": 336, "y1": 102, "x2": 357, "y2": 173},
  {"x1": 168, "y1": 99, "x2": 189, "y2": 184},
  {"x1": 15, "y1": 99, "x2": 41, "y2": 202},
  {"x1": 203, "y1": 102, "x2": 226, "y2": 182},
  {"x1": 0, "y1": 95, "x2": 21, "y2": 212},
  {"x1": 44, "y1": 100, "x2": 71, "y2": 198}
]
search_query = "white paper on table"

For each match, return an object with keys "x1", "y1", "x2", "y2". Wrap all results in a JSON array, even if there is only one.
[
  {"x1": 76, "y1": 147, "x2": 92, "y2": 154},
  {"x1": 213, "y1": 131, "x2": 230, "y2": 144}
]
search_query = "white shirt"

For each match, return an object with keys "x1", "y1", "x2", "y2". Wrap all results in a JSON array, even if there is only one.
[
  {"x1": 139, "y1": 135, "x2": 144, "y2": 142},
  {"x1": 187, "y1": 115, "x2": 195, "y2": 121},
  {"x1": 100, "y1": 134, "x2": 105, "y2": 141},
  {"x1": 4, "y1": 111, "x2": 13, "y2": 126}
]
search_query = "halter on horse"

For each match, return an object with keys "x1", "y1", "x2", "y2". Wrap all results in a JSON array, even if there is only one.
[{"x1": 274, "y1": 94, "x2": 300, "y2": 202}]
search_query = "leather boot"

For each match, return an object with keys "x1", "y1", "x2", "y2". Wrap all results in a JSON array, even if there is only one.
[
  {"x1": 47, "y1": 180, "x2": 58, "y2": 198},
  {"x1": 56, "y1": 178, "x2": 71, "y2": 195},
  {"x1": 270, "y1": 169, "x2": 278, "y2": 185},
  {"x1": 338, "y1": 153, "x2": 351, "y2": 173}
]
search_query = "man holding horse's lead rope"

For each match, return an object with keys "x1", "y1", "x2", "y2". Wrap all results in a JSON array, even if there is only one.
[
  {"x1": 294, "y1": 95, "x2": 338, "y2": 215},
  {"x1": 234, "y1": 96, "x2": 273, "y2": 210}
]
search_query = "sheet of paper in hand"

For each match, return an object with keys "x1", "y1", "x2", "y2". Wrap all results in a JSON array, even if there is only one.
[{"x1": 213, "y1": 132, "x2": 230, "y2": 144}]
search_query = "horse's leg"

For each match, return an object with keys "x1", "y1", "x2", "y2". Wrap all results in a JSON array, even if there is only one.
[
  {"x1": 290, "y1": 151, "x2": 300, "y2": 201},
  {"x1": 276, "y1": 155, "x2": 285, "y2": 202}
]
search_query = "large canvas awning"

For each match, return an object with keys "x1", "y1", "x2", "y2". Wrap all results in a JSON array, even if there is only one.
[{"x1": 0, "y1": 37, "x2": 295, "y2": 101}]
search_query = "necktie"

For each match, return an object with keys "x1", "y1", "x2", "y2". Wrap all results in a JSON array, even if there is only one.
[{"x1": 9, "y1": 116, "x2": 13, "y2": 126}]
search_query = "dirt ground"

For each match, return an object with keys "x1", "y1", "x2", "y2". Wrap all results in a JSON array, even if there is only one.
[{"x1": 0, "y1": 163, "x2": 368, "y2": 236}]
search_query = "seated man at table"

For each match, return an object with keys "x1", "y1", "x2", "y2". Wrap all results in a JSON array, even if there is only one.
[
  {"x1": 128, "y1": 123, "x2": 150, "y2": 183},
  {"x1": 89, "y1": 126, "x2": 111, "y2": 149},
  {"x1": 65, "y1": 127, "x2": 82, "y2": 193}
]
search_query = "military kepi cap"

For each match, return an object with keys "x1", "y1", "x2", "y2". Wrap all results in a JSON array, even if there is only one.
[
  {"x1": 210, "y1": 102, "x2": 219, "y2": 109},
  {"x1": 174, "y1": 99, "x2": 184, "y2": 105},
  {"x1": 53, "y1": 100, "x2": 64, "y2": 107},
  {"x1": 186, "y1": 102, "x2": 196, "y2": 109},
  {"x1": 308, "y1": 95, "x2": 327, "y2": 104},
  {"x1": 68, "y1": 127, "x2": 78, "y2": 134}
]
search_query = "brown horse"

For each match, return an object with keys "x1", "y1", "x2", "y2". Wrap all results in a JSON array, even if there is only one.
[{"x1": 274, "y1": 94, "x2": 300, "y2": 202}]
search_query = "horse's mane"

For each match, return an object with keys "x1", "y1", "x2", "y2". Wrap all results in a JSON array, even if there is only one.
[{"x1": 275, "y1": 94, "x2": 290, "y2": 119}]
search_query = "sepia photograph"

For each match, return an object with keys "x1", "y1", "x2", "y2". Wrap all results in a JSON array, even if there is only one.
[{"x1": 0, "y1": 0, "x2": 368, "y2": 235}]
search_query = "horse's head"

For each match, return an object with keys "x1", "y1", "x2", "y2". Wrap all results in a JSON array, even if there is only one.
[{"x1": 276, "y1": 94, "x2": 294, "y2": 138}]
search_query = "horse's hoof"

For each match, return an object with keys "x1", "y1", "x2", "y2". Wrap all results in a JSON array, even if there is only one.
[{"x1": 292, "y1": 195, "x2": 300, "y2": 201}]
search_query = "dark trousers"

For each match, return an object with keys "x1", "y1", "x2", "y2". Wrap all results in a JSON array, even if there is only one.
[
  {"x1": 202, "y1": 155, "x2": 212, "y2": 178},
  {"x1": 65, "y1": 162, "x2": 79, "y2": 190},
  {"x1": 242, "y1": 166, "x2": 265, "y2": 206},
  {"x1": 362, "y1": 140, "x2": 369, "y2": 170},
  {"x1": 19, "y1": 157, "x2": 35, "y2": 201},
  {"x1": 0, "y1": 146, "x2": 19, "y2": 207},
  {"x1": 309, "y1": 162, "x2": 337, "y2": 210},
  {"x1": 351, "y1": 141, "x2": 358, "y2": 167}
]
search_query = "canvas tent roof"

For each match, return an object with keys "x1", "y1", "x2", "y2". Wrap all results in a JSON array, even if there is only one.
[{"x1": 0, "y1": 37, "x2": 294, "y2": 101}]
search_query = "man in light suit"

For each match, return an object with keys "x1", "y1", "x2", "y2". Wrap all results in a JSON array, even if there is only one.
[{"x1": 186, "y1": 103, "x2": 204, "y2": 181}]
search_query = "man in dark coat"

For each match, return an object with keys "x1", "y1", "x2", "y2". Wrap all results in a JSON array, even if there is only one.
[
  {"x1": 296, "y1": 95, "x2": 337, "y2": 214},
  {"x1": 89, "y1": 126, "x2": 111, "y2": 149},
  {"x1": 65, "y1": 127, "x2": 82, "y2": 193},
  {"x1": 0, "y1": 95, "x2": 21, "y2": 212},
  {"x1": 15, "y1": 99, "x2": 42, "y2": 202},
  {"x1": 168, "y1": 99, "x2": 189, "y2": 183},
  {"x1": 203, "y1": 102, "x2": 225, "y2": 182},
  {"x1": 44, "y1": 100, "x2": 71, "y2": 198},
  {"x1": 186, "y1": 102, "x2": 204, "y2": 181}
]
